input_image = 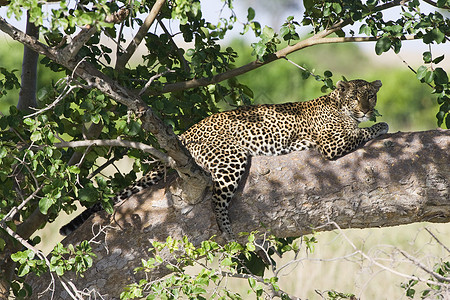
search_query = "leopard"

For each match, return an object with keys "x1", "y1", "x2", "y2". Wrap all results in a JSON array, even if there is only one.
[{"x1": 60, "y1": 79, "x2": 389, "y2": 237}]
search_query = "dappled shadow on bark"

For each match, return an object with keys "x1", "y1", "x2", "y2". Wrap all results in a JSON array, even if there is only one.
[{"x1": 230, "y1": 129, "x2": 449, "y2": 238}]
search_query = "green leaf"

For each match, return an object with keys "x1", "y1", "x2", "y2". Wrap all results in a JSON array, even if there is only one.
[
  {"x1": 359, "y1": 24, "x2": 371, "y2": 36},
  {"x1": 375, "y1": 36, "x2": 391, "y2": 55},
  {"x1": 30, "y1": 131, "x2": 42, "y2": 142},
  {"x1": 186, "y1": 48, "x2": 195, "y2": 56},
  {"x1": 434, "y1": 68, "x2": 448, "y2": 85},
  {"x1": 39, "y1": 197, "x2": 53, "y2": 214},
  {"x1": 279, "y1": 26, "x2": 290, "y2": 38},
  {"x1": 221, "y1": 257, "x2": 233, "y2": 267},
  {"x1": 303, "y1": 0, "x2": 314, "y2": 10},
  {"x1": 0, "y1": 147, "x2": 7, "y2": 159},
  {"x1": 54, "y1": 265, "x2": 65, "y2": 276},
  {"x1": 67, "y1": 165, "x2": 80, "y2": 174},
  {"x1": 192, "y1": 287, "x2": 206, "y2": 295},
  {"x1": 91, "y1": 114, "x2": 101, "y2": 124},
  {"x1": 436, "y1": 110, "x2": 445, "y2": 126},
  {"x1": 248, "y1": 277, "x2": 256, "y2": 289},
  {"x1": 423, "y1": 51, "x2": 432, "y2": 63},
  {"x1": 433, "y1": 55, "x2": 445, "y2": 64},
  {"x1": 246, "y1": 242, "x2": 256, "y2": 251},
  {"x1": 11, "y1": 251, "x2": 28, "y2": 263},
  {"x1": 23, "y1": 118, "x2": 35, "y2": 126},
  {"x1": 78, "y1": 13, "x2": 92, "y2": 25},
  {"x1": 332, "y1": 3, "x2": 342, "y2": 13},
  {"x1": 416, "y1": 65, "x2": 428, "y2": 80},
  {"x1": 436, "y1": 0, "x2": 449, "y2": 7},
  {"x1": 252, "y1": 42, "x2": 266, "y2": 58},
  {"x1": 423, "y1": 28, "x2": 445, "y2": 44},
  {"x1": 18, "y1": 264, "x2": 30, "y2": 277},
  {"x1": 247, "y1": 7, "x2": 255, "y2": 21},
  {"x1": 424, "y1": 70, "x2": 434, "y2": 83},
  {"x1": 261, "y1": 26, "x2": 275, "y2": 43},
  {"x1": 127, "y1": 121, "x2": 141, "y2": 136},
  {"x1": 79, "y1": 185, "x2": 99, "y2": 203}
]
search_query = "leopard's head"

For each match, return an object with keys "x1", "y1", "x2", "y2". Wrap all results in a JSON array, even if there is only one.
[{"x1": 335, "y1": 79, "x2": 382, "y2": 122}]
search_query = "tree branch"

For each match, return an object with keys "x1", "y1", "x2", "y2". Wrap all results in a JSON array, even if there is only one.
[
  {"x1": 143, "y1": 23, "x2": 419, "y2": 97},
  {"x1": 115, "y1": 0, "x2": 166, "y2": 70},
  {"x1": 27, "y1": 129, "x2": 450, "y2": 298},
  {"x1": 60, "y1": 25, "x2": 97, "y2": 62},
  {"x1": 0, "y1": 16, "x2": 211, "y2": 205},
  {"x1": 422, "y1": 0, "x2": 450, "y2": 9},
  {"x1": 53, "y1": 139, "x2": 170, "y2": 165}
]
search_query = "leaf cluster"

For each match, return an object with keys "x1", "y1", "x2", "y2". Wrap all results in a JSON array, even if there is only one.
[
  {"x1": 120, "y1": 233, "x2": 309, "y2": 300},
  {"x1": 10, "y1": 241, "x2": 96, "y2": 278},
  {"x1": 401, "y1": 261, "x2": 450, "y2": 299}
]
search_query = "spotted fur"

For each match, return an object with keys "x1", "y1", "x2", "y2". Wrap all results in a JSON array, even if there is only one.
[{"x1": 61, "y1": 79, "x2": 388, "y2": 237}]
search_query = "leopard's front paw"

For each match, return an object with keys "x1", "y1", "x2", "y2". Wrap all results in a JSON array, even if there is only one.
[{"x1": 376, "y1": 122, "x2": 389, "y2": 136}]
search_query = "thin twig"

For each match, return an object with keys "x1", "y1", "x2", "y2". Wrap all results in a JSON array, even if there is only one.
[
  {"x1": 328, "y1": 221, "x2": 449, "y2": 288},
  {"x1": 395, "y1": 52, "x2": 435, "y2": 89},
  {"x1": 87, "y1": 150, "x2": 127, "y2": 180},
  {"x1": 424, "y1": 227, "x2": 450, "y2": 254},
  {"x1": 1, "y1": 184, "x2": 44, "y2": 223},
  {"x1": 139, "y1": 69, "x2": 175, "y2": 96},
  {"x1": 53, "y1": 139, "x2": 170, "y2": 164},
  {"x1": 24, "y1": 58, "x2": 87, "y2": 118},
  {"x1": 398, "y1": 249, "x2": 450, "y2": 283}
]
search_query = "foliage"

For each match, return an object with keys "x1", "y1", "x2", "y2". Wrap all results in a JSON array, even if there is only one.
[
  {"x1": 402, "y1": 261, "x2": 450, "y2": 299},
  {"x1": 0, "y1": 67, "x2": 20, "y2": 100},
  {"x1": 0, "y1": 0, "x2": 448, "y2": 298},
  {"x1": 120, "y1": 233, "x2": 304, "y2": 300},
  {"x1": 10, "y1": 241, "x2": 96, "y2": 278}
]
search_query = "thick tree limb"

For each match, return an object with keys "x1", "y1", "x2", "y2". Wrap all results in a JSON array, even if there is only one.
[{"x1": 27, "y1": 129, "x2": 449, "y2": 299}]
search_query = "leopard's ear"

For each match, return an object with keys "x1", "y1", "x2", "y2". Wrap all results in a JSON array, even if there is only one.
[
  {"x1": 371, "y1": 80, "x2": 382, "y2": 90},
  {"x1": 336, "y1": 80, "x2": 349, "y2": 92}
]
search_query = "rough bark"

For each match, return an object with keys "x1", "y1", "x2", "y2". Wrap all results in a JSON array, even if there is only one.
[
  {"x1": 17, "y1": 11, "x2": 39, "y2": 112},
  {"x1": 28, "y1": 129, "x2": 449, "y2": 299}
]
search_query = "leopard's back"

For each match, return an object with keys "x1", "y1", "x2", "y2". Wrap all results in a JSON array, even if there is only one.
[{"x1": 181, "y1": 102, "x2": 314, "y2": 159}]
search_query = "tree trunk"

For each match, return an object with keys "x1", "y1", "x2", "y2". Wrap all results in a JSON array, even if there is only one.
[
  {"x1": 17, "y1": 11, "x2": 39, "y2": 112},
  {"x1": 27, "y1": 130, "x2": 449, "y2": 299}
]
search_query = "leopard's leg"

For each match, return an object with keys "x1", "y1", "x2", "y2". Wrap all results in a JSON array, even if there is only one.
[
  {"x1": 199, "y1": 145, "x2": 249, "y2": 238},
  {"x1": 318, "y1": 122, "x2": 388, "y2": 159},
  {"x1": 60, "y1": 162, "x2": 165, "y2": 236}
]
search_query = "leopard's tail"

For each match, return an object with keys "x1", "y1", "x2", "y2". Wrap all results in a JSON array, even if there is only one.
[
  {"x1": 59, "y1": 164, "x2": 165, "y2": 236},
  {"x1": 59, "y1": 203, "x2": 103, "y2": 236}
]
